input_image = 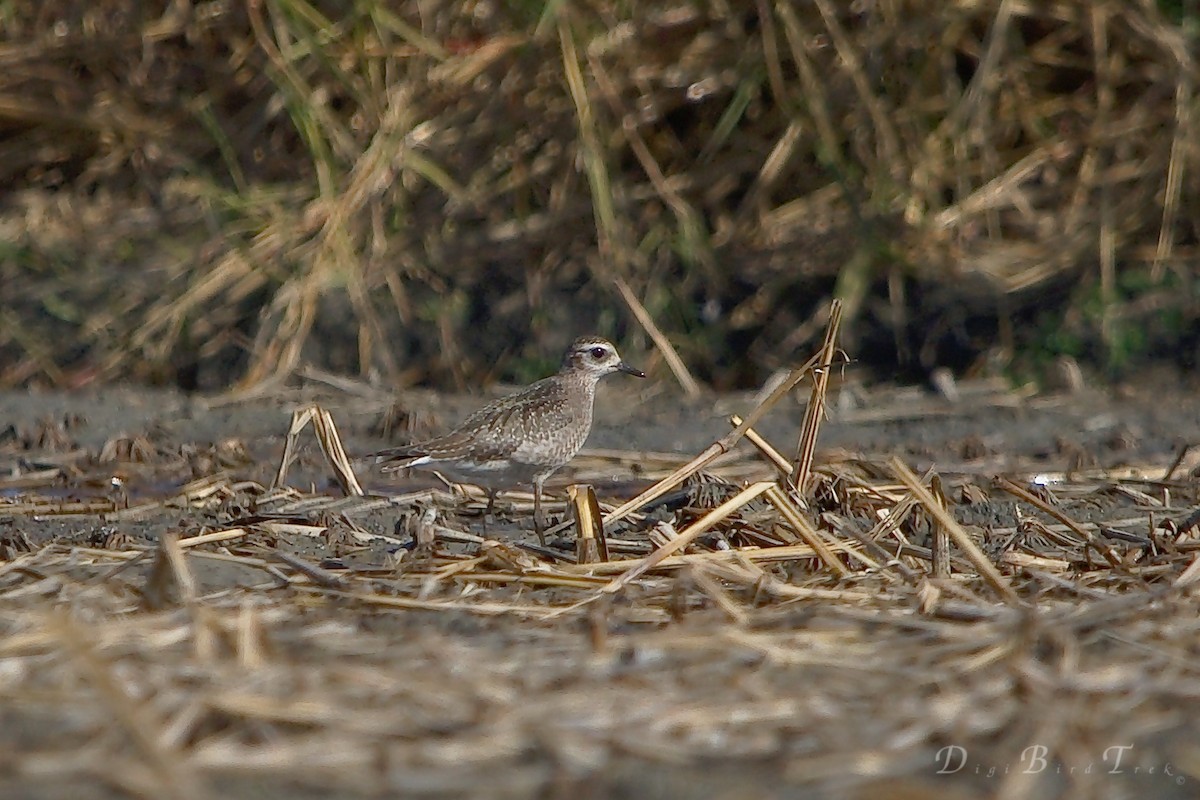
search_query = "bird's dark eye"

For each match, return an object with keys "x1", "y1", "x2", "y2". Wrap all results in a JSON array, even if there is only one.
[{"x1": 590, "y1": 346, "x2": 607, "y2": 358}]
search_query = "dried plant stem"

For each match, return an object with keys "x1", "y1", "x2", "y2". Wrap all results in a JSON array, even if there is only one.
[
  {"x1": 178, "y1": 528, "x2": 252, "y2": 549},
  {"x1": 689, "y1": 565, "x2": 751, "y2": 624},
  {"x1": 791, "y1": 298, "x2": 842, "y2": 493},
  {"x1": 602, "y1": 353, "x2": 818, "y2": 528},
  {"x1": 730, "y1": 414, "x2": 793, "y2": 475},
  {"x1": 570, "y1": 483, "x2": 607, "y2": 564},
  {"x1": 598, "y1": 481, "x2": 775, "y2": 595},
  {"x1": 274, "y1": 405, "x2": 364, "y2": 497},
  {"x1": 890, "y1": 458, "x2": 1020, "y2": 605},
  {"x1": 1152, "y1": 76, "x2": 1190, "y2": 280},
  {"x1": 930, "y1": 476, "x2": 951, "y2": 579},
  {"x1": 614, "y1": 276, "x2": 700, "y2": 396},
  {"x1": 560, "y1": 540, "x2": 860, "y2": 576},
  {"x1": 764, "y1": 485, "x2": 850, "y2": 577}
]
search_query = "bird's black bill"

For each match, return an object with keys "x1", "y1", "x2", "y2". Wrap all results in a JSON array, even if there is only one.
[{"x1": 618, "y1": 361, "x2": 646, "y2": 378}]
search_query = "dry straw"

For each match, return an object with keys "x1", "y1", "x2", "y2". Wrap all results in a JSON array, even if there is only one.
[{"x1": 3, "y1": 366, "x2": 1200, "y2": 796}]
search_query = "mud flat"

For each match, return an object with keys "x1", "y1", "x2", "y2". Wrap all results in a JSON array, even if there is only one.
[{"x1": 2, "y1": 374, "x2": 1199, "y2": 799}]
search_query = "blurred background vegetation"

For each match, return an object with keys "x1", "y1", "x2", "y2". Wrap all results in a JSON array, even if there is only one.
[{"x1": 0, "y1": 0, "x2": 1197, "y2": 393}]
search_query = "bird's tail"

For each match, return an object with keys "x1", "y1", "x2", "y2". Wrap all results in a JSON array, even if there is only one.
[{"x1": 368, "y1": 447, "x2": 432, "y2": 472}]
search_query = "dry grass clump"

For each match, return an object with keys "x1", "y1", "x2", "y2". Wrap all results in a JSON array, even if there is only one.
[{"x1": 0, "y1": 1, "x2": 1197, "y2": 389}]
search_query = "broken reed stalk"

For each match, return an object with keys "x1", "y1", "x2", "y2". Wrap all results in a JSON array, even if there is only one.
[
  {"x1": 1173, "y1": 554, "x2": 1200, "y2": 588},
  {"x1": 872, "y1": 493, "x2": 919, "y2": 536},
  {"x1": 830, "y1": 518, "x2": 921, "y2": 583},
  {"x1": 599, "y1": 480, "x2": 776, "y2": 595},
  {"x1": 148, "y1": 532, "x2": 217, "y2": 660},
  {"x1": 764, "y1": 484, "x2": 850, "y2": 577},
  {"x1": 930, "y1": 475, "x2": 951, "y2": 578},
  {"x1": 273, "y1": 405, "x2": 364, "y2": 497},
  {"x1": 270, "y1": 549, "x2": 348, "y2": 588},
  {"x1": 569, "y1": 483, "x2": 608, "y2": 564},
  {"x1": 728, "y1": 412, "x2": 871, "y2": 575},
  {"x1": 614, "y1": 276, "x2": 701, "y2": 397},
  {"x1": 312, "y1": 406, "x2": 365, "y2": 496},
  {"x1": 730, "y1": 414, "x2": 793, "y2": 474},
  {"x1": 728, "y1": 413, "x2": 872, "y2": 573},
  {"x1": 602, "y1": 353, "x2": 820, "y2": 529},
  {"x1": 236, "y1": 602, "x2": 265, "y2": 669},
  {"x1": 164, "y1": 533, "x2": 197, "y2": 601},
  {"x1": 178, "y1": 528, "x2": 251, "y2": 549},
  {"x1": 688, "y1": 565, "x2": 751, "y2": 624},
  {"x1": 791, "y1": 298, "x2": 842, "y2": 494},
  {"x1": 560, "y1": 542, "x2": 856, "y2": 575},
  {"x1": 1163, "y1": 444, "x2": 1191, "y2": 483},
  {"x1": 889, "y1": 457, "x2": 1021, "y2": 606},
  {"x1": 274, "y1": 406, "x2": 316, "y2": 489}
]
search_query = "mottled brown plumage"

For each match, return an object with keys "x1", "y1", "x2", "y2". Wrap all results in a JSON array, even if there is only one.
[{"x1": 373, "y1": 336, "x2": 644, "y2": 541}]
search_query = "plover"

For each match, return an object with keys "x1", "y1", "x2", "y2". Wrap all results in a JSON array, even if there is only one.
[{"x1": 373, "y1": 336, "x2": 644, "y2": 541}]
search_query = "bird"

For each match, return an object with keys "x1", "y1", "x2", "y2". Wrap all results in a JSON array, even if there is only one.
[{"x1": 372, "y1": 336, "x2": 645, "y2": 543}]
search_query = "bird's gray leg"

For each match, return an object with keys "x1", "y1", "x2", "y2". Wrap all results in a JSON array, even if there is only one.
[
  {"x1": 483, "y1": 487, "x2": 497, "y2": 533},
  {"x1": 533, "y1": 477, "x2": 547, "y2": 547}
]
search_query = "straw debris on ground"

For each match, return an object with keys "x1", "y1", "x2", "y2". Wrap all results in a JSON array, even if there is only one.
[{"x1": 4, "y1": 324, "x2": 1200, "y2": 796}]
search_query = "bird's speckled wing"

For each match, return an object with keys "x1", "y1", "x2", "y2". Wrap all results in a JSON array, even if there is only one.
[{"x1": 375, "y1": 376, "x2": 587, "y2": 468}]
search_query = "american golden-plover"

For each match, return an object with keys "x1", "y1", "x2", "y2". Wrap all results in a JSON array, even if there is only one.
[{"x1": 374, "y1": 336, "x2": 644, "y2": 541}]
